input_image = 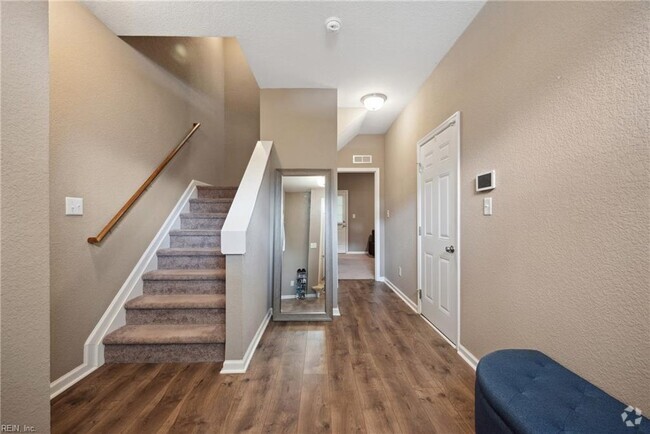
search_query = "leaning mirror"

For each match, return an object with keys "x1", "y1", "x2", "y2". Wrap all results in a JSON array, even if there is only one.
[{"x1": 273, "y1": 169, "x2": 333, "y2": 321}]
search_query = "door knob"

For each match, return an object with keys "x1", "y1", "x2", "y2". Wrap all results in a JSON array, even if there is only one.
[{"x1": 445, "y1": 245, "x2": 455, "y2": 253}]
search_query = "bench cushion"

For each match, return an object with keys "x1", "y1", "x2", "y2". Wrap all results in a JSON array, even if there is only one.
[{"x1": 476, "y1": 349, "x2": 648, "y2": 433}]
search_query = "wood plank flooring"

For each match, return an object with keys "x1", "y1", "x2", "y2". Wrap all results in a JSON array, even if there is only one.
[{"x1": 51, "y1": 280, "x2": 475, "y2": 434}]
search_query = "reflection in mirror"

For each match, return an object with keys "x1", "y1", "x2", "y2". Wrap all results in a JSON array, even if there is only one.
[{"x1": 280, "y1": 176, "x2": 327, "y2": 314}]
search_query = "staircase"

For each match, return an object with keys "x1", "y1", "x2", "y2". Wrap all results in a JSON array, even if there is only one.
[{"x1": 103, "y1": 186, "x2": 237, "y2": 363}]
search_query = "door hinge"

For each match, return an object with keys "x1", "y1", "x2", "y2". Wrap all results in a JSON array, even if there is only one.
[
  {"x1": 417, "y1": 163, "x2": 423, "y2": 174},
  {"x1": 418, "y1": 226, "x2": 422, "y2": 236},
  {"x1": 417, "y1": 289, "x2": 422, "y2": 299}
]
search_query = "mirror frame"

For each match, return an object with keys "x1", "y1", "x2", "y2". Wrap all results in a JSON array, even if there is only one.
[{"x1": 272, "y1": 169, "x2": 333, "y2": 321}]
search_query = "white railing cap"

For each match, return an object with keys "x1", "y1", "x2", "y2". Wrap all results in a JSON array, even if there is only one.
[{"x1": 221, "y1": 141, "x2": 273, "y2": 255}]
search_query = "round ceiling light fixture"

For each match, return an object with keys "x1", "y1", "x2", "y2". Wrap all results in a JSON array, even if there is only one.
[
  {"x1": 361, "y1": 93, "x2": 387, "y2": 111},
  {"x1": 325, "y1": 17, "x2": 342, "y2": 33}
]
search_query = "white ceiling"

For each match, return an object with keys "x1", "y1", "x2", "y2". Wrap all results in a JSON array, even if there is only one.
[{"x1": 84, "y1": 1, "x2": 484, "y2": 134}]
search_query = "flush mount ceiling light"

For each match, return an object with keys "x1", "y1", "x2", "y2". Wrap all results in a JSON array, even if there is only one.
[
  {"x1": 361, "y1": 93, "x2": 387, "y2": 111},
  {"x1": 325, "y1": 17, "x2": 342, "y2": 33}
]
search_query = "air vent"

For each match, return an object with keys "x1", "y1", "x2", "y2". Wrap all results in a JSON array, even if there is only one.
[{"x1": 353, "y1": 155, "x2": 372, "y2": 164}]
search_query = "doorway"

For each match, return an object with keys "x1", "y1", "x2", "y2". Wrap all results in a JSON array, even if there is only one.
[
  {"x1": 337, "y1": 169, "x2": 380, "y2": 280},
  {"x1": 417, "y1": 112, "x2": 460, "y2": 345}
]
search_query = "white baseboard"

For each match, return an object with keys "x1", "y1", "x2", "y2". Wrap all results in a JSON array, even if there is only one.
[
  {"x1": 333, "y1": 307, "x2": 341, "y2": 316},
  {"x1": 221, "y1": 308, "x2": 272, "y2": 374},
  {"x1": 51, "y1": 180, "x2": 210, "y2": 399},
  {"x1": 458, "y1": 344, "x2": 479, "y2": 370},
  {"x1": 383, "y1": 278, "x2": 419, "y2": 314},
  {"x1": 50, "y1": 363, "x2": 97, "y2": 400},
  {"x1": 344, "y1": 251, "x2": 367, "y2": 255},
  {"x1": 376, "y1": 276, "x2": 385, "y2": 282}
]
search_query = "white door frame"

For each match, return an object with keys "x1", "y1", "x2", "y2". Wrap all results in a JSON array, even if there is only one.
[
  {"x1": 337, "y1": 168, "x2": 381, "y2": 281},
  {"x1": 416, "y1": 111, "x2": 461, "y2": 349},
  {"x1": 337, "y1": 190, "x2": 349, "y2": 253}
]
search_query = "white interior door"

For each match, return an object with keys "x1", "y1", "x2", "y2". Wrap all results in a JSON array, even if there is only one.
[
  {"x1": 419, "y1": 115, "x2": 459, "y2": 344},
  {"x1": 337, "y1": 190, "x2": 348, "y2": 253}
]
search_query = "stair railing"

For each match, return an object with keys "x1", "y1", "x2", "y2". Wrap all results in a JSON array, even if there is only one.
[{"x1": 88, "y1": 122, "x2": 201, "y2": 245}]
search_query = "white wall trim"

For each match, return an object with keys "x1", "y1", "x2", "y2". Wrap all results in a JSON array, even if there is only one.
[
  {"x1": 383, "y1": 278, "x2": 419, "y2": 314},
  {"x1": 221, "y1": 141, "x2": 273, "y2": 254},
  {"x1": 50, "y1": 180, "x2": 209, "y2": 399},
  {"x1": 50, "y1": 363, "x2": 97, "y2": 400},
  {"x1": 337, "y1": 167, "x2": 381, "y2": 281},
  {"x1": 344, "y1": 251, "x2": 368, "y2": 255},
  {"x1": 221, "y1": 308, "x2": 272, "y2": 374},
  {"x1": 458, "y1": 344, "x2": 479, "y2": 371},
  {"x1": 333, "y1": 307, "x2": 341, "y2": 316}
]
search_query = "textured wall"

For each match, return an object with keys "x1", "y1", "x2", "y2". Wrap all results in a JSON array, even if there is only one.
[
  {"x1": 384, "y1": 1, "x2": 649, "y2": 409},
  {"x1": 49, "y1": 2, "x2": 258, "y2": 380},
  {"x1": 0, "y1": 1, "x2": 51, "y2": 430},
  {"x1": 338, "y1": 134, "x2": 385, "y2": 276},
  {"x1": 224, "y1": 38, "x2": 260, "y2": 185},
  {"x1": 337, "y1": 173, "x2": 374, "y2": 253}
]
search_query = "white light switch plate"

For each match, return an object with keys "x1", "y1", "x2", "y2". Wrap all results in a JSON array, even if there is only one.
[
  {"x1": 66, "y1": 197, "x2": 83, "y2": 216},
  {"x1": 483, "y1": 197, "x2": 492, "y2": 216},
  {"x1": 310, "y1": 242, "x2": 317, "y2": 249}
]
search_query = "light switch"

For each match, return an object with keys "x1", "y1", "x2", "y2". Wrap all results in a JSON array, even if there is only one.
[
  {"x1": 483, "y1": 197, "x2": 492, "y2": 216},
  {"x1": 66, "y1": 197, "x2": 83, "y2": 216},
  {"x1": 386, "y1": 210, "x2": 391, "y2": 218},
  {"x1": 310, "y1": 242, "x2": 317, "y2": 249},
  {"x1": 352, "y1": 213, "x2": 356, "y2": 219},
  {"x1": 290, "y1": 280, "x2": 295, "y2": 287}
]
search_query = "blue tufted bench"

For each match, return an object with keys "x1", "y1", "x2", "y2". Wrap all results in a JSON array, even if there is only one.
[{"x1": 475, "y1": 349, "x2": 648, "y2": 433}]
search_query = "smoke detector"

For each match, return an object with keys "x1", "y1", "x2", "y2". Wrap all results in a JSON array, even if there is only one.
[{"x1": 325, "y1": 17, "x2": 342, "y2": 33}]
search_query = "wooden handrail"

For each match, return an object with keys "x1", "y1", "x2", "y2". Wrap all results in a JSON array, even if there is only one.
[{"x1": 88, "y1": 122, "x2": 201, "y2": 244}]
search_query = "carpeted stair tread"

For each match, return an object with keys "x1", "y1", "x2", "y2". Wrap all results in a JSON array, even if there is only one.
[
  {"x1": 180, "y1": 212, "x2": 228, "y2": 218},
  {"x1": 142, "y1": 269, "x2": 225, "y2": 281},
  {"x1": 157, "y1": 248, "x2": 224, "y2": 256},
  {"x1": 169, "y1": 229, "x2": 221, "y2": 236},
  {"x1": 125, "y1": 294, "x2": 225, "y2": 310},
  {"x1": 104, "y1": 324, "x2": 225, "y2": 345},
  {"x1": 189, "y1": 198, "x2": 234, "y2": 203},
  {"x1": 197, "y1": 186, "x2": 238, "y2": 191}
]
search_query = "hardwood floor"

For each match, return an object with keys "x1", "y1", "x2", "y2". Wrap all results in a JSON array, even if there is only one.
[{"x1": 51, "y1": 280, "x2": 475, "y2": 434}]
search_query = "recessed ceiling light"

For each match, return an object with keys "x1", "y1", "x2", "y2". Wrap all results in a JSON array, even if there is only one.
[
  {"x1": 361, "y1": 93, "x2": 387, "y2": 111},
  {"x1": 325, "y1": 17, "x2": 342, "y2": 33}
]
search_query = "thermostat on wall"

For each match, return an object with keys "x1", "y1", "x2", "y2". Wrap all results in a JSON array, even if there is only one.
[{"x1": 476, "y1": 170, "x2": 496, "y2": 192}]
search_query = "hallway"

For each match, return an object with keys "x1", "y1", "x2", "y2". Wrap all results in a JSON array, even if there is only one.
[
  {"x1": 51, "y1": 280, "x2": 475, "y2": 433},
  {"x1": 338, "y1": 253, "x2": 375, "y2": 280}
]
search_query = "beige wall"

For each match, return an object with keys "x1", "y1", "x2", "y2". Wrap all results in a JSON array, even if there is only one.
[
  {"x1": 338, "y1": 134, "x2": 385, "y2": 275},
  {"x1": 225, "y1": 158, "x2": 273, "y2": 360},
  {"x1": 224, "y1": 38, "x2": 260, "y2": 185},
  {"x1": 49, "y1": 2, "x2": 259, "y2": 380},
  {"x1": 1, "y1": 1, "x2": 51, "y2": 430},
  {"x1": 384, "y1": 1, "x2": 649, "y2": 409},
  {"x1": 260, "y1": 89, "x2": 339, "y2": 306},
  {"x1": 337, "y1": 173, "x2": 374, "y2": 253}
]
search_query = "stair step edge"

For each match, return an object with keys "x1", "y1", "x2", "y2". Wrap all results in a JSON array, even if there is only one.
[
  {"x1": 104, "y1": 325, "x2": 225, "y2": 345},
  {"x1": 125, "y1": 294, "x2": 225, "y2": 310},
  {"x1": 142, "y1": 269, "x2": 226, "y2": 281},
  {"x1": 157, "y1": 248, "x2": 224, "y2": 256}
]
